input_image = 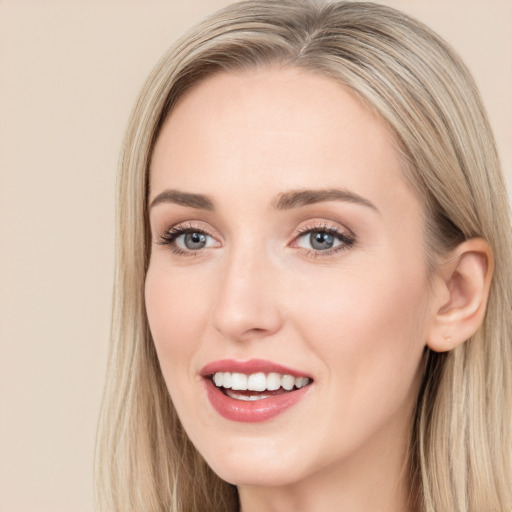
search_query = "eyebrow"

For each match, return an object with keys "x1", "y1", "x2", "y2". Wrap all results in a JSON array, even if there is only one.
[
  {"x1": 149, "y1": 189, "x2": 214, "y2": 211},
  {"x1": 149, "y1": 187, "x2": 378, "y2": 213},
  {"x1": 272, "y1": 188, "x2": 379, "y2": 212}
]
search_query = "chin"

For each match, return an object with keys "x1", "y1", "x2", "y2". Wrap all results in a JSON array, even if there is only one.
[
  {"x1": 210, "y1": 460, "x2": 302, "y2": 488},
  {"x1": 196, "y1": 436, "x2": 314, "y2": 488}
]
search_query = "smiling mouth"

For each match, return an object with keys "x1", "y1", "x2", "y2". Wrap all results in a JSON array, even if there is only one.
[{"x1": 211, "y1": 371, "x2": 311, "y2": 401}]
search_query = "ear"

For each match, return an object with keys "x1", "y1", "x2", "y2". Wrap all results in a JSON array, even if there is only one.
[{"x1": 427, "y1": 238, "x2": 493, "y2": 352}]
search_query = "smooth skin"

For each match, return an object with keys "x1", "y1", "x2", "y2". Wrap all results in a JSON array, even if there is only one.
[{"x1": 145, "y1": 68, "x2": 492, "y2": 512}]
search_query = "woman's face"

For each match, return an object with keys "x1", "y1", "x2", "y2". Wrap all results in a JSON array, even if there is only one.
[{"x1": 146, "y1": 68, "x2": 436, "y2": 489}]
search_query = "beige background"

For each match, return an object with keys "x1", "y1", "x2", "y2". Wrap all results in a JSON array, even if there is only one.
[{"x1": 0, "y1": 1, "x2": 510, "y2": 511}]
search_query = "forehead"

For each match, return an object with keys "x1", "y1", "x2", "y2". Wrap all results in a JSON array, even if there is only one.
[{"x1": 150, "y1": 67, "x2": 419, "y2": 219}]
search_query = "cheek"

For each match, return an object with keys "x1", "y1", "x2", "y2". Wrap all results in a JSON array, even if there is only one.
[
  {"x1": 292, "y1": 260, "x2": 430, "y2": 419},
  {"x1": 144, "y1": 264, "x2": 208, "y2": 382},
  {"x1": 144, "y1": 264, "x2": 214, "y2": 446}
]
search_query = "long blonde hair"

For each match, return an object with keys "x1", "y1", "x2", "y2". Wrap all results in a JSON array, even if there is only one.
[{"x1": 95, "y1": 1, "x2": 512, "y2": 510}]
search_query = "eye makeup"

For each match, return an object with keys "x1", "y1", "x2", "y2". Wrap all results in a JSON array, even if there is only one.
[
  {"x1": 292, "y1": 222, "x2": 356, "y2": 258},
  {"x1": 157, "y1": 222, "x2": 219, "y2": 257},
  {"x1": 155, "y1": 219, "x2": 357, "y2": 260}
]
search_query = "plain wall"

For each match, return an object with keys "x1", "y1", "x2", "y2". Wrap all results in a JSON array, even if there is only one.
[{"x1": 0, "y1": 1, "x2": 510, "y2": 511}]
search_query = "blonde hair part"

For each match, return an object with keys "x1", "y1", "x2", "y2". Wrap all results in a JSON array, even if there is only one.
[{"x1": 95, "y1": 1, "x2": 512, "y2": 510}]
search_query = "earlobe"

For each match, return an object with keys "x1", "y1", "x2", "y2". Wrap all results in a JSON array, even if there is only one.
[{"x1": 427, "y1": 238, "x2": 493, "y2": 353}]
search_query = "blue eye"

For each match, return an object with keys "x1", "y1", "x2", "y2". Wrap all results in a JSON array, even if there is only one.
[
  {"x1": 176, "y1": 232, "x2": 209, "y2": 250},
  {"x1": 309, "y1": 231, "x2": 336, "y2": 250},
  {"x1": 158, "y1": 225, "x2": 218, "y2": 254},
  {"x1": 295, "y1": 227, "x2": 354, "y2": 254}
]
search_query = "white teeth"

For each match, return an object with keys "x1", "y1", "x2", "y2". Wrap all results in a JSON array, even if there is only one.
[
  {"x1": 226, "y1": 390, "x2": 270, "y2": 401},
  {"x1": 231, "y1": 373, "x2": 248, "y2": 390},
  {"x1": 281, "y1": 374, "x2": 295, "y2": 391},
  {"x1": 212, "y1": 371, "x2": 311, "y2": 392},
  {"x1": 247, "y1": 372, "x2": 267, "y2": 391},
  {"x1": 223, "y1": 372, "x2": 232, "y2": 389},
  {"x1": 295, "y1": 377, "x2": 308, "y2": 389},
  {"x1": 214, "y1": 373, "x2": 223, "y2": 387},
  {"x1": 267, "y1": 372, "x2": 281, "y2": 391}
]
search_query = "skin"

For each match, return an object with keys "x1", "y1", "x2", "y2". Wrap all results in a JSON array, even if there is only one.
[{"x1": 145, "y1": 68, "x2": 467, "y2": 511}]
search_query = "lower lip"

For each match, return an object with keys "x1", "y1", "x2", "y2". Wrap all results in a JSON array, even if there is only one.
[{"x1": 204, "y1": 378, "x2": 311, "y2": 423}]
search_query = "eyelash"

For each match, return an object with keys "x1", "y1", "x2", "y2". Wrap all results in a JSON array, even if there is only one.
[
  {"x1": 157, "y1": 223, "x2": 212, "y2": 257},
  {"x1": 294, "y1": 223, "x2": 356, "y2": 258},
  {"x1": 156, "y1": 222, "x2": 356, "y2": 258}
]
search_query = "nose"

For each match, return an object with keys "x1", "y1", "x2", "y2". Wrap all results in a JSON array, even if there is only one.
[{"x1": 211, "y1": 247, "x2": 283, "y2": 343}]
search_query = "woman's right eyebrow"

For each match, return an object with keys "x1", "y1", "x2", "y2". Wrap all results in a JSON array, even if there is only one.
[{"x1": 149, "y1": 189, "x2": 215, "y2": 210}]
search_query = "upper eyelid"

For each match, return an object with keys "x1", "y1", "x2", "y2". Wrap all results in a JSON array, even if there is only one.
[
  {"x1": 296, "y1": 223, "x2": 344, "y2": 233},
  {"x1": 157, "y1": 219, "x2": 355, "y2": 243},
  {"x1": 293, "y1": 220, "x2": 355, "y2": 238},
  {"x1": 160, "y1": 221, "x2": 220, "y2": 238},
  {"x1": 293, "y1": 227, "x2": 354, "y2": 244},
  {"x1": 162, "y1": 223, "x2": 220, "y2": 244}
]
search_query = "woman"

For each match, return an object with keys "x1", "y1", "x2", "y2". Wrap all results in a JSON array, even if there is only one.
[{"x1": 95, "y1": 1, "x2": 512, "y2": 510}]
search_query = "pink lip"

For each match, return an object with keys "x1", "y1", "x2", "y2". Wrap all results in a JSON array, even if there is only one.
[{"x1": 201, "y1": 359, "x2": 313, "y2": 423}]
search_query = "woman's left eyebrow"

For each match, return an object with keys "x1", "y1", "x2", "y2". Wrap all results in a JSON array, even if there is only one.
[{"x1": 272, "y1": 188, "x2": 379, "y2": 213}]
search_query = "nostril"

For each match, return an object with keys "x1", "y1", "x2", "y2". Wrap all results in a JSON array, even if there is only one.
[{"x1": 211, "y1": 295, "x2": 283, "y2": 342}]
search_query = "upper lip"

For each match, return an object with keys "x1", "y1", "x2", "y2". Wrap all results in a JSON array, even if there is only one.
[{"x1": 200, "y1": 358, "x2": 312, "y2": 378}]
